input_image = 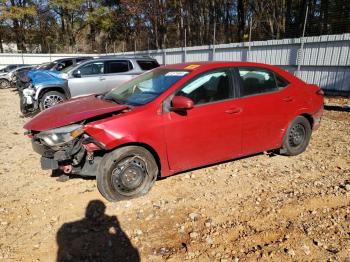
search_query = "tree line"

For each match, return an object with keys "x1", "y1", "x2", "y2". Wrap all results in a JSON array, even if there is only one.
[{"x1": 0, "y1": 0, "x2": 349, "y2": 53}]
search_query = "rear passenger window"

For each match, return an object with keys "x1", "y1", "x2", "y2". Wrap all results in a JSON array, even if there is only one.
[
  {"x1": 238, "y1": 68, "x2": 280, "y2": 96},
  {"x1": 106, "y1": 60, "x2": 132, "y2": 73},
  {"x1": 275, "y1": 74, "x2": 289, "y2": 89},
  {"x1": 137, "y1": 60, "x2": 160, "y2": 70}
]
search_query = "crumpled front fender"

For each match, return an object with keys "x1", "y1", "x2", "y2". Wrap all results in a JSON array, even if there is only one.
[{"x1": 84, "y1": 123, "x2": 135, "y2": 150}]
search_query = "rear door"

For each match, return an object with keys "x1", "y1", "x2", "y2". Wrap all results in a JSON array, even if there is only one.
[
  {"x1": 163, "y1": 68, "x2": 242, "y2": 172},
  {"x1": 234, "y1": 67, "x2": 289, "y2": 155},
  {"x1": 103, "y1": 60, "x2": 135, "y2": 92},
  {"x1": 68, "y1": 61, "x2": 106, "y2": 97}
]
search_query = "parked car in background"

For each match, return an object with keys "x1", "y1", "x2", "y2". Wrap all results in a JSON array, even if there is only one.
[
  {"x1": 25, "y1": 57, "x2": 93, "y2": 88},
  {"x1": 13, "y1": 63, "x2": 48, "y2": 92},
  {"x1": 34, "y1": 57, "x2": 93, "y2": 72},
  {"x1": 10, "y1": 65, "x2": 35, "y2": 88},
  {"x1": 0, "y1": 65, "x2": 33, "y2": 89},
  {"x1": 3, "y1": 57, "x2": 93, "y2": 91},
  {"x1": 0, "y1": 64, "x2": 30, "y2": 74},
  {"x1": 20, "y1": 56, "x2": 159, "y2": 115},
  {"x1": 24, "y1": 62, "x2": 324, "y2": 201}
]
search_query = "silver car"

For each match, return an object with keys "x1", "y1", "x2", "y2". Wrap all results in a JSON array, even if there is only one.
[
  {"x1": 0, "y1": 65, "x2": 32, "y2": 88},
  {"x1": 21, "y1": 56, "x2": 160, "y2": 115}
]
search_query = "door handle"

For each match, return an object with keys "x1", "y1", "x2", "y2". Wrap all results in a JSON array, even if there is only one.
[
  {"x1": 283, "y1": 96, "x2": 294, "y2": 102},
  {"x1": 99, "y1": 77, "x2": 106, "y2": 81},
  {"x1": 225, "y1": 108, "x2": 242, "y2": 114}
]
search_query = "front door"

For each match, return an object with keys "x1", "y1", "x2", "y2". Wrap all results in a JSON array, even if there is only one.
[
  {"x1": 163, "y1": 69, "x2": 242, "y2": 172},
  {"x1": 69, "y1": 61, "x2": 106, "y2": 97}
]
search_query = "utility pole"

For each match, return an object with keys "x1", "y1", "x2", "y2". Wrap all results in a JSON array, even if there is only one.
[
  {"x1": 248, "y1": 16, "x2": 252, "y2": 61},
  {"x1": 212, "y1": 19, "x2": 216, "y2": 61},
  {"x1": 134, "y1": 38, "x2": 136, "y2": 55},
  {"x1": 48, "y1": 43, "x2": 52, "y2": 62},
  {"x1": 297, "y1": 5, "x2": 309, "y2": 75},
  {"x1": 184, "y1": 28, "x2": 187, "y2": 63},
  {"x1": 148, "y1": 38, "x2": 150, "y2": 55}
]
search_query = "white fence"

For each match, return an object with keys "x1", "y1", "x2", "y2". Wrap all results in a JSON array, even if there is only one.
[{"x1": 0, "y1": 33, "x2": 349, "y2": 95}]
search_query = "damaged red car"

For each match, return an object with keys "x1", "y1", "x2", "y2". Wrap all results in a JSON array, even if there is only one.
[{"x1": 24, "y1": 62, "x2": 324, "y2": 201}]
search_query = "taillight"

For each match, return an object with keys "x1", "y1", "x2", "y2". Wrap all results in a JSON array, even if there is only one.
[{"x1": 316, "y1": 89, "x2": 324, "y2": 96}]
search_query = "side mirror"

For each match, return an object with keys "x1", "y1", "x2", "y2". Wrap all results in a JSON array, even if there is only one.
[
  {"x1": 73, "y1": 70, "x2": 81, "y2": 78},
  {"x1": 171, "y1": 96, "x2": 194, "y2": 111}
]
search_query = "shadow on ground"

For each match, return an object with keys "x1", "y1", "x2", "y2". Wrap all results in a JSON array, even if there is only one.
[
  {"x1": 324, "y1": 104, "x2": 350, "y2": 112},
  {"x1": 56, "y1": 200, "x2": 140, "y2": 262}
]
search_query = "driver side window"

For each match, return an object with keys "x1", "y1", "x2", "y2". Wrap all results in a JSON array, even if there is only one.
[
  {"x1": 176, "y1": 70, "x2": 232, "y2": 105},
  {"x1": 79, "y1": 62, "x2": 104, "y2": 76}
]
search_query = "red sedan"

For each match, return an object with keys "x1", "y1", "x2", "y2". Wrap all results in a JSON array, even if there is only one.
[{"x1": 24, "y1": 62, "x2": 324, "y2": 201}]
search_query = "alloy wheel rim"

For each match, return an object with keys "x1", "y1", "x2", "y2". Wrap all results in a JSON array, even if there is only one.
[
  {"x1": 43, "y1": 95, "x2": 64, "y2": 109},
  {"x1": 0, "y1": 81, "x2": 8, "y2": 88}
]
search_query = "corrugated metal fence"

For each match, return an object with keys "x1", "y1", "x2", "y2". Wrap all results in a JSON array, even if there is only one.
[{"x1": 0, "y1": 33, "x2": 349, "y2": 95}]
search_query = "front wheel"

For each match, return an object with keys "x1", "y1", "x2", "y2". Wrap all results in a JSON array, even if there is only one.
[
  {"x1": 39, "y1": 91, "x2": 66, "y2": 111},
  {"x1": 97, "y1": 146, "x2": 158, "y2": 202},
  {"x1": 281, "y1": 116, "x2": 312, "y2": 156},
  {"x1": 0, "y1": 79, "x2": 10, "y2": 89}
]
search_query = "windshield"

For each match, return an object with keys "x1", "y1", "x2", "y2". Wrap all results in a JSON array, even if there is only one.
[
  {"x1": 39, "y1": 62, "x2": 56, "y2": 70},
  {"x1": 0, "y1": 65, "x2": 13, "y2": 73},
  {"x1": 60, "y1": 64, "x2": 75, "y2": 73},
  {"x1": 60, "y1": 60, "x2": 85, "y2": 73},
  {"x1": 104, "y1": 68, "x2": 189, "y2": 106}
]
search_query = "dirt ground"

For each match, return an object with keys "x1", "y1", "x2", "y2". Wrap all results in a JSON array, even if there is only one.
[{"x1": 0, "y1": 89, "x2": 349, "y2": 262}]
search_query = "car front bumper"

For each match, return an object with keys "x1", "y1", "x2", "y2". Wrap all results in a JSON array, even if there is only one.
[
  {"x1": 31, "y1": 137, "x2": 100, "y2": 177},
  {"x1": 20, "y1": 88, "x2": 38, "y2": 114}
]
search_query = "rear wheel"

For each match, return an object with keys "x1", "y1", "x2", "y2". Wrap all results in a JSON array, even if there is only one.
[
  {"x1": 97, "y1": 146, "x2": 158, "y2": 202},
  {"x1": 281, "y1": 116, "x2": 312, "y2": 156},
  {"x1": 39, "y1": 91, "x2": 65, "y2": 111},
  {"x1": 0, "y1": 79, "x2": 10, "y2": 89}
]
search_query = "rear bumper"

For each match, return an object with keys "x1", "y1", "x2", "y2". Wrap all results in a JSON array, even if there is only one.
[{"x1": 312, "y1": 105, "x2": 324, "y2": 131}]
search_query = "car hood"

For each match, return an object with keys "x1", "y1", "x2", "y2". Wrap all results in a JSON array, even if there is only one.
[
  {"x1": 28, "y1": 70, "x2": 64, "y2": 86},
  {"x1": 24, "y1": 95, "x2": 129, "y2": 131}
]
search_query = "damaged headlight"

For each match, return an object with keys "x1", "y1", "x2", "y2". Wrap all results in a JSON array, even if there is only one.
[
  {"x1": 22, "y1": 87, "x2": 36, "y2": 96},
  {"x1": 36, "y1": 124, "x2": 84, "y2": 146}
]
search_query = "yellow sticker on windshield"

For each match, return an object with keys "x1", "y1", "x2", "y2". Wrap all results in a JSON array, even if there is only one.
[{"x1": 185, "y1": 64, "x2": 201, "y2": 70}]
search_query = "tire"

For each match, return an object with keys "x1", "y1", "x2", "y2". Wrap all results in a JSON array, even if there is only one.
[
  {"x1": 39, "y1": 91, "x2": 66, "y2": 111},
  {"x1": 97, "y1": 146, "x2": 158, "y2": 202},
  {"x1": 0, "y1": 79, "x2": 10, "y2": 89},
  {"x1": 281, "y1": 116, "x2": 312, "y2": 156}
]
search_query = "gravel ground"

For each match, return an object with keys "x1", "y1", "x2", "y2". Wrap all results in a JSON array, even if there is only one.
[{"x1": 0, "y1": 89, "x2": 349, "y2": 261}]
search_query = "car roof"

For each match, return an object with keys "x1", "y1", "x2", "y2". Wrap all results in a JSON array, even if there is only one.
[
  {"x1": 93, "y1": 55, "x2": 157, "y2": 61},
  {"x1": 161, "y1": 61, "x2": 303, "y2": 84},
  {"x1": 54, "y1": 57, "x2": 92, "y2": 62},
  {"x1": 162, "y1": 61, "x2": 284, "y2": 70}
]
